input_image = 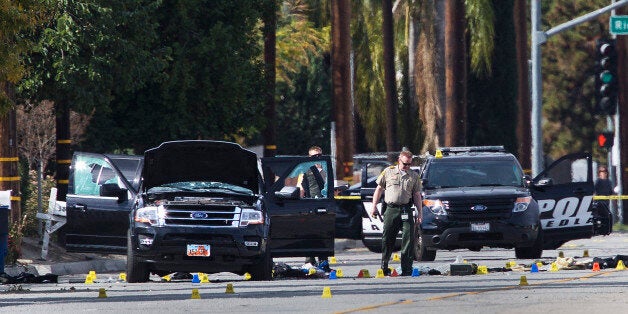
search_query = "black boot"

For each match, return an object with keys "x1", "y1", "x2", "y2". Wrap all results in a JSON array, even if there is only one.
[{"x1": 381, "y1": 263, "x2": 391, "y2": 276}]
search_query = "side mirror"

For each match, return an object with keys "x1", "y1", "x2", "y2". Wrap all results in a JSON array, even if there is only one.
[
  {"x1": 534, "y1": 177, "x2": 553, "y2": 187},
  {"x1": 334, "y1": 180, "x2": 349, "y2": 195},
  {"x1": 523, "y1": 175, "x2": 532, "y2": 187},
  {"x1": 275, "y1": 186, "x2": 300, "y2": 200},
  {"x1": 100, "y1": 183, "x2": 128, "y2": 202}
]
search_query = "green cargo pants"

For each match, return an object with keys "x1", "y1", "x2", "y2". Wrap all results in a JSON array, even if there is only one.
[{"x1": 381, "y1": 205, "x2": 414, "y2": 274}]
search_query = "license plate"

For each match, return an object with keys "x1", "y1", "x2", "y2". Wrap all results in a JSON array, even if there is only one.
[
  {"x1": 470, "y1": 223, "x2": 490, "y2": 232},
  {"x1": 187, "y1": 244, "x2": 210, "y2": 257}
]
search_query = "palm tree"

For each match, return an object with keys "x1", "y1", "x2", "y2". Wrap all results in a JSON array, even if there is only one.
[
  {"x1": 397, "y1": 0, "x2": 494, "y2": 151},
  {"x1": 331, "y1": 0, "x2": 354, "y2": 179},
  {"x1": 382, "y1": 0, "x2": 399, "y2": 152}
]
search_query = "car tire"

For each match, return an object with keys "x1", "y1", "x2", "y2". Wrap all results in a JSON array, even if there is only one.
[
  {"x1": 515, "y1": 228, "x2": 543, "y2": 259},
  {"x1": 362, "y1": 240, "x2": 383, "y2": 253},
  {"x1": 248, "y1": 243, "x2": 273, "y2": 281},
  {"x1": 414, "y1": 227, "x2": 436, "y2": 261},
  {"x1": 126, "y1": 232, "x2": 150, "y2": 283}
]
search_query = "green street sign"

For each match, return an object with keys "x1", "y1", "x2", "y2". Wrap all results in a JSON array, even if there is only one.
[{"x1": 610, "y1": 15, "x2": 628, "y2": 35}]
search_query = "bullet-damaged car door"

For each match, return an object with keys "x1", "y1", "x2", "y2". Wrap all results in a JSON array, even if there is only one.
[{"x1": 64, "y1": 152, "x2": 142, "y2": 253}]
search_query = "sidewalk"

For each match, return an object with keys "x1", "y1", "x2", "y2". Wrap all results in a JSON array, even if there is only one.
[
  {"x1": 5, "y1": 236, "x2": 125, "y2": 277},
  {"x1": 4, "y1": 237, "x2": 364, "y2": 277}
]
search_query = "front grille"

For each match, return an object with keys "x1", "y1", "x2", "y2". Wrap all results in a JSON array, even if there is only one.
[
  {"x1": 164, "y1": 204, "x2": 240, "y2": 227},
  {"x1": 446, "y1": 198, "x2": 514, "y2": 221}
]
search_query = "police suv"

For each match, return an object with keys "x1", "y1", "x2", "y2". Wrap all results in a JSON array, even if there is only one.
[{"x1": 417, "y1": 146, "x2": 612, "y2": 261}]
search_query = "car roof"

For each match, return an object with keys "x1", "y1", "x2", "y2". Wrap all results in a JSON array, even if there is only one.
[{"x1": 430, "y1": 152, "x2": 515, "y2": 160}]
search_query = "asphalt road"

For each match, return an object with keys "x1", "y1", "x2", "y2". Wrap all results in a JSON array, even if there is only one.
[{"x1": 1, "y1": 233, "x2": 627, "y2": 313}]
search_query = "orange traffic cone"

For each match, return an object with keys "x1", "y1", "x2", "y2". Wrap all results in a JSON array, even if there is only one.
[{"x1": 592, "y1": 262, "x2": 600, "y2": 272}]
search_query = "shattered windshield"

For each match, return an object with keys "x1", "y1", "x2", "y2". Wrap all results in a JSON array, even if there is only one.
[
  {"x1": 147, "y1": 181, "x2": 254, "y2": 195},
  {"x1": 424, "y1": 159, "x2": 524, "y2": 189}
]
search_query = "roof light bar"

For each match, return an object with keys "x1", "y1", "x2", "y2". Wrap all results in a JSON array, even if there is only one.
[{"x1": 437, "y1": 146, "x2": 506, "y2": 153}]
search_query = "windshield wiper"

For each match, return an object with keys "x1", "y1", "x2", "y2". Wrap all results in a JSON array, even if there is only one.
[{"x1": 193, "y1": 186, "x2": 250, "y2": 195}]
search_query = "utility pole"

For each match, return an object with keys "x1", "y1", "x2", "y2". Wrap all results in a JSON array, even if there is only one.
[
  {"x1": 0, "y1": 83, "x2": 21, "y2": 224},
  {"x1": 262, "y1": 0, "x2": 277, "y2": 158},
  {"x1": 617, "y1": 6, "x2": 628, "y2": 224}
]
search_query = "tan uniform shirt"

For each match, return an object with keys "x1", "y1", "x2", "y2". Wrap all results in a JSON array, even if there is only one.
[{"x1": 376, "y1": 165, "x2": 421, "y2": 205}]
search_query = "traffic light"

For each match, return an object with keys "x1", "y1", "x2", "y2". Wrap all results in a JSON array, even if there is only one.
[
  {"x1": 597, "y1": 132, "x2": 613, "y2": 148},
  {"x1": 594, "y1": 38, "x2": 617, "y2": 115}
]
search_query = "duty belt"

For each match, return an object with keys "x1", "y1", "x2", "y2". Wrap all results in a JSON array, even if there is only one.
[{"x1": 386, "y1": 203, "x2": 408, "y2": 207}]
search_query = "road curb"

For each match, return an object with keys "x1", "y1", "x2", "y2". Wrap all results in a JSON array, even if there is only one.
[{"x1": 4, "y1": 239, "x2": 362, "y2": 277}]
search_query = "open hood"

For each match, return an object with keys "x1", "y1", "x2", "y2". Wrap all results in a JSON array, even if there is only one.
[{"x1": 142, "y1": 140, "x2": 259, "y2": 193}]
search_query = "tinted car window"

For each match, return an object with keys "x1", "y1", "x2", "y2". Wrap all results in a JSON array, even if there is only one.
[{"x1": 107, "y1": 156, "x2": 142, "y2": 191}]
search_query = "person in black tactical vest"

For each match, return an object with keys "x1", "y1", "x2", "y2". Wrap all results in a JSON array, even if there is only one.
[
  {"x1": 299, "y1": 146, "x2": 326, "y2": 199},
  {"x1": 298, "y1": 146, "x2": 329, "y2": 268}
]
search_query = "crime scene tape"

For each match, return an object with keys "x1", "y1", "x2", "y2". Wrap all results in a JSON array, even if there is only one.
[
  {"x1": 334, "y1": 195, "x2": 361, "y2": 200},
  {"x1": 593, "y1": 195, "x2": 628, "y2": 200},
  {"x1": 335, "y1": 195, "x2": 628, "y2": 200}
]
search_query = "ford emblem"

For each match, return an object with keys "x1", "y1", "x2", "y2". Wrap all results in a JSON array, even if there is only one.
[
  {"x1": 191, "y1": 212, "x2": 208, "y2": 219},
  {"x1": 471, "y1": 204, "x2": 487, "y2": 211}
]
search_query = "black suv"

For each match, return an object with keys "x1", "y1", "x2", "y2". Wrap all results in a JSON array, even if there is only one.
[
  {"x1": 64, "y1": 140, "x2": 344, "y2": 282},
  {"x1": 417, "y1": 146, "x2": 612, "y2": 261}
]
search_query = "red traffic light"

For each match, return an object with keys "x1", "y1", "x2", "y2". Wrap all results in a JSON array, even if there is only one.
[{"x1": 597, "y1": 132, "x2": 613, "y2": 148}]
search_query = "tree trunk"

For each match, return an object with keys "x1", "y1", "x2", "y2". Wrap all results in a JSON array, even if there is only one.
[
  {"x1": 444, "y1": 0, "x2": 467, "y2": 147},
  {"x1": 514, "y1": 0, "x2": 531, "y2": 172},
  {"x1": 0, "y1": 82, "x2": 21, "y2": 224},
  {"x1": 382, "y1": 0, "x2": 398, "y2": 153},
  {"x1": 55, "y1": 101, "x2": 71, "y2": 201},
  {"x1": 416, "y1": 0, "x2": 445, "y2": 154},
  {"x1": 331, "y1": 0, "x2": 354, "y2": 180},
  {"x1": 262, "y1": 0, "x2": 277, "y2": 157}
]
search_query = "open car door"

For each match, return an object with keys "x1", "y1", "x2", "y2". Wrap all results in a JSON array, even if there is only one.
[
  {"x1": 261, "y1": 155, "x2": 335, "y2": 258},
  {"x1": 530, "y1": 152, "x2": 610, "y2": 249},
  {"x1": 360, "y1": 160, "x2": 394, "y2": 236},
  {"x1": 64, "y1": 152, "x2": 142, "y2": 253}
]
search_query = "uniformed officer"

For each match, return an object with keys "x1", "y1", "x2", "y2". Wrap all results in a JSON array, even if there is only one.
[{"x1": 370, "y1": 150, "x2": 421, "y2": 276}]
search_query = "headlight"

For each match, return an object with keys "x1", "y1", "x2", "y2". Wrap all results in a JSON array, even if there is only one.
[
  {"x1": 240, "y1": 208, "x2": 264, "y2": 227},
  {"x1": 423, "y1": 199, "x2": 447, "y2": 215},
  {"x1": 135, "y1": 205, "x2": 166, "y2": 226},
  {"x1": 513, "y1": 196, "x2": 531, "y2": 212}
]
